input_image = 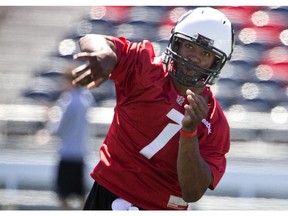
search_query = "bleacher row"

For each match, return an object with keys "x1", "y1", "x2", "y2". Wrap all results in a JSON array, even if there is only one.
[
  {"x1": 5, "y1": 6, "x2": 288, "y2": 142},
  {"x1": 23, "y1": 6, "x2": 288, "y2": 111}
]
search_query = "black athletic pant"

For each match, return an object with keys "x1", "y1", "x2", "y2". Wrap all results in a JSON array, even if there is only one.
[
  {"x1": 84, "y1": 181, "x2": 144, "y2": 210},
  {"x1": 84, "y1": 181, "x2": 118, "y2": 210}
]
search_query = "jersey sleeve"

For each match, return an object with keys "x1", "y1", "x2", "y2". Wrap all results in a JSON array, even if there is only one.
[
  {"x1": 199, "y1": 106, "x2": 230, "y2": 190},
  {"x1": 107, "y1": 36, "x2": 163, "y2": 99},
  {"x1": 204, "y1": 124, "x2": 230, "y2": 190}
]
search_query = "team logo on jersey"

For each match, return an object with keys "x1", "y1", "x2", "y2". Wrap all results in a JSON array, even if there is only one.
[
  {"x1": 202, "y1": 119, "x2": 212, "y2": 135},
  {"x1": 176, "y1": 95, "x2": 185, "y2": 106}
]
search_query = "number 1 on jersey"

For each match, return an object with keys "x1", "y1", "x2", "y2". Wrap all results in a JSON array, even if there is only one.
[{"x1": 140, "y1": 109, "x2": 183, "y2": 159}]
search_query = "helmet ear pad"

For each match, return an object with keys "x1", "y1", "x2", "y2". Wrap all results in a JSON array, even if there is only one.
[
  {"x1": 169, "y1": 38, "x2": 180, "y2": 70},
  {"x1": 210, "y1": 56, "x2": 223, "y2": 71},
  {"x1": 170, "y1": 37, "x2": 180, "y2": 53}
]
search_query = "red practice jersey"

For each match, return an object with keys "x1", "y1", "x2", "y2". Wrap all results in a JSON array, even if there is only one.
[{"x1": 90, "y1": 37, "x2": 230, "y2": 210}]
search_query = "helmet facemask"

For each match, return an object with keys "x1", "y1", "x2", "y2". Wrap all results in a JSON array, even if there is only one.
[
  {"x1": 163, "y1": 32, "x2": 228, "y2": 88},
  {"x1": 162, "y1": 7, "x2": 234, "y2": 88}
]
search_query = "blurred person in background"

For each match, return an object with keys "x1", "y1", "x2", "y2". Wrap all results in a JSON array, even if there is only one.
[
  {"x1": 71, "y1": 7, "x2": 234, "y2": 210},
  {"x1": 46, "y1": 67, "x2": 95, "y2": 210}
]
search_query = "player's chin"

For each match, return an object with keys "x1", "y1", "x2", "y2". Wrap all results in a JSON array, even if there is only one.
[
  {"x1": 196, "y1": 79, "x2": 206, "y2": 86},
  {"x1": 182, "y1": 67, "x2": 202, "y2": 78}
]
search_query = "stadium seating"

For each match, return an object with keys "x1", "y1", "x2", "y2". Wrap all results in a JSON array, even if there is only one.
[
  {"x1": 4, "y1": 6, "x2": 287, "y2": 142},
  {"x1": 22, "y1": 76, "x2": 63, "y2": 104}
]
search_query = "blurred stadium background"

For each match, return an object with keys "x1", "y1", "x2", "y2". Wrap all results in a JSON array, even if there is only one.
[{"x1": 0, "y1": 6, "x2": 288, "y2": 210}]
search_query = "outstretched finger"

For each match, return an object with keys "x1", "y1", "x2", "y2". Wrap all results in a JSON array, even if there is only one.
[
  {"x1": 71, "y1": 63, "x2": 90, "y2": 77},
  {"x1": 72, "y1": 69, "x2": 93, "y2": 86},
  {"x1": 73, "y1": 52, "x2": 93, "y2": 61},
  {"x1": 87, "y1": 77, "x2": 106, "y2": 89},
  {"x1": 184, "y1": 104, "x2": 196, "y2": 118}
]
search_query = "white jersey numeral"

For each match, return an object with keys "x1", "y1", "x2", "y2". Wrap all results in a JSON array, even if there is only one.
[{"x1": 139, "y1": 109, "x2": 183, "y2": 159}]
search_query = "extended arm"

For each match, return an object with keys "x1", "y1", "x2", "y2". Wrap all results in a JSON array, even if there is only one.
[{"x1": 72, "y1": 34, "x2": 118, "y2": 89}]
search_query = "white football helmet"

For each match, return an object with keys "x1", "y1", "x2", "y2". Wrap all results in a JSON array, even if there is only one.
[{"x1": 163, "y1": 7, "x2": 235, "y2": 87}]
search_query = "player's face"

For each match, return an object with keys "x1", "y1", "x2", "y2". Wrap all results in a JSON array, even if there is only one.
[{"x1": 177, "y1": 39, "x2": 216, "y2": 83}]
